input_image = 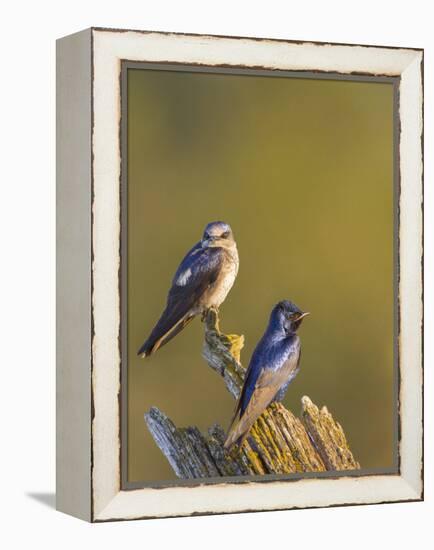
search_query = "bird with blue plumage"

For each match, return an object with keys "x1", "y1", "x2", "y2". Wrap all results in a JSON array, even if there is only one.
[
  {"x1": 138, "y1": 221, "x2": 239, "y2": 358},
  {"x1": 224, "y1": 300, "x2": 309, "y2": 450}
]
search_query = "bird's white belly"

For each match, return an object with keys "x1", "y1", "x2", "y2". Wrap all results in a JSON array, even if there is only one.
[
  {"x1": 211, "y1": 265, "x2": 237, "y2": 307},
  {"x1": 203, "y1": 249, "x2": 239, "y2": 309}
]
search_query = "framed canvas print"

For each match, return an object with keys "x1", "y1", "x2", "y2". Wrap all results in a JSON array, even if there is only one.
[{"x1": 56, "y1": 27, "x2": 423, "y2": 522}]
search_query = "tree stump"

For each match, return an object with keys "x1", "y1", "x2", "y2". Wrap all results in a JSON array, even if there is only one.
[{"x1": 144, "y1": 308, "x2": 360, "y2": 478}]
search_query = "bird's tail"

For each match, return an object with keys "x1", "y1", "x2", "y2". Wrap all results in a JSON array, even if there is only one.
[
  {"x1": 223, "y1": 406, "x2": 259, "y2": 451},
  {"x1": 223, "y1": 416, "x2": 250, "y2": 450},
  {"x1": 137, "y1": 313, "x2": 194, "y2": 358}
]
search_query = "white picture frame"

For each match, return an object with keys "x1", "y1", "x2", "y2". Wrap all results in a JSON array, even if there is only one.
[{"x1": 56, "y1": 27, "x2": 423, "y2": 522}]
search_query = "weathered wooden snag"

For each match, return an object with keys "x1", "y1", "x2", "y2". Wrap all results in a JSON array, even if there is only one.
[{"x1": 144, "y1": 308, "x2": 360, "y2": 478}]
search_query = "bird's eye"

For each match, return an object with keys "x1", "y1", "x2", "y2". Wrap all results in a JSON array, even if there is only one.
[
  {"x1": 204, "y1": 233, "x2": 210, "y2": 240},
  {"x1": 221, "y1": 231, "x2": 230, "y2": 239}
]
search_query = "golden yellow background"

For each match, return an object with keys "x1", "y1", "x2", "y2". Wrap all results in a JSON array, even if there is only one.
[{"x1": 127, "y1": 68, "x2": 395, "y2": 483}]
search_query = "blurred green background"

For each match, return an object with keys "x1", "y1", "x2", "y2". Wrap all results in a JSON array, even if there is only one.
[{"x1": 127, "y1": 68, "x2": 395, "y2": 483}]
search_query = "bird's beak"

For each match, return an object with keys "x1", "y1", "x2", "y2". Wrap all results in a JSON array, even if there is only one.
[
  {"x1": 298, "y1": 312, "x2": 310, "y2": 320},
  {"x1": 203, "y1": 236, "x2": 216, "y2": 247}
]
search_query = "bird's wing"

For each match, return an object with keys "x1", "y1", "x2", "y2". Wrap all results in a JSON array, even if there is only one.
[
  {"x1": 225, "y1": 341, "x2": 300, "y2": 448},
  {"x1": 138, "y1": 245, "x2": 224, "y2": 356},
  {"x1": 167, "y1": 244, "x2": 225, "y2": 317}
]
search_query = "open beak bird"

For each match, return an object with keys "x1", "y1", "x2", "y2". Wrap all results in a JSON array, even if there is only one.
[
  {"x1": 138, "y1": 221, "x2": 239, "y2": 358},
  {"x1": 224, "y1": 300, "x2": 309, "y2": 450}
]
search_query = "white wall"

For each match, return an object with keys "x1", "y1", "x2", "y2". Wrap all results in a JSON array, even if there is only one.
[{"x1": 1, "y1": 1, "x2": 431, "y2": 547}]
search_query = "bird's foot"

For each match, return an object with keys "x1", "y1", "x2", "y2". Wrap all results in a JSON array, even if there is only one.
[
  {"x1": 202, "y1": 306, "x2": 220, "y2": 326},
  {"x1": 207, "y1": 305, "x2": 219, "y2": 317}
]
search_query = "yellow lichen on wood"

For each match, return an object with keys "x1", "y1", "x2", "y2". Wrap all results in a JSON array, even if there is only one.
[{"x1": 301, "y1": 396, "x2": 360, "y2": 470}]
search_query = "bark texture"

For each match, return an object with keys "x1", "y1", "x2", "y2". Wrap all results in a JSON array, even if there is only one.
[{"x1": 144, "y1": 308, "x2": 360, "y2": 478}]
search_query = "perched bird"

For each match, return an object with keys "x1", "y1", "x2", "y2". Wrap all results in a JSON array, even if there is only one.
[
  {"x1": 138, "y1": 221, "x2": 239, "y2": 358},
  {"x1": 224, "y1": 300, "x2": 309, "y2": 450}
]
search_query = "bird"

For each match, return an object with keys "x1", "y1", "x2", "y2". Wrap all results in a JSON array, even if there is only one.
[
  {"x1": 137, "y1": 221, "x2": 239, "y2": 358},
  {"x1": 224, "y1": 300, "x2": 309, "y2": 450}
]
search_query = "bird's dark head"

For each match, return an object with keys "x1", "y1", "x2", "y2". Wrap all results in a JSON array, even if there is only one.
[
  {"x1": 202, "y1": 221, "x2": 235, "y2": 249},
  {"x1": 271, "y1": 300, "x2": 309, "y2": 334}
]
